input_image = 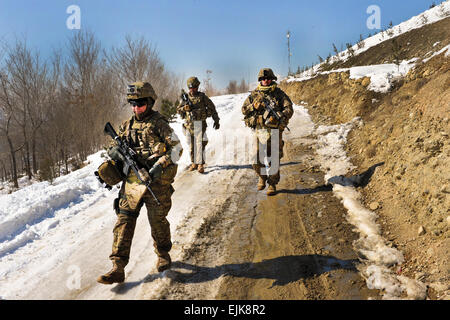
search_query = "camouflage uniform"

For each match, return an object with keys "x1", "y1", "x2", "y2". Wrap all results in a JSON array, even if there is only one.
[
  {"x1": 110, "y1": 111, "x2": 179, "y2": 267},
  {"x1": 98, "y1": 82, "x2": 181, "y2": 284},
  {"x1": 177, "y1": 77, "x2": 220, "y2": 166},
  {"x1": 242, "y1": 69, "x2": 293, "y2": 190}
]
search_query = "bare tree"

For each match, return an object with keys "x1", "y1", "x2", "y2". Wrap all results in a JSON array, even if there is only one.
[
  {"x1": 2, "y1": 40, "x2": 35, "y2": 179},
  {"x1": 0, "y1": 112, "x2": 23, "y2": 188},
  {"x1": 357, "y1": 34, "x2": 366, "y2": 50},
  {"x1": 238, "y1": 78, "x2": 249, "y2": 93},
  {"x1": 226, "y1": 80, "x2": 238, "y2": 95},
  {"x1": 202, "y1": 70, "x2": 215, "y2": 96},
  {"x1": 106, "y1": 35, "x2": 180, "y2": 112},
  {"x1": 0, "y1": 31, "x2": 185, "y2": 186},
  {"x1": 63, "y1": 30, "x2": 102, "y2": 161},
  {"x1": 107, "y1": 35, "x2": 160, "y2": 83}
]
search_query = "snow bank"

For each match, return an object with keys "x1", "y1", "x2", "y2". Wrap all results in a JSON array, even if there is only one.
[
  {"x1": 0, "y1": 152, "x2": 109, "y2": 258},
  {"x1": 423, "y1": 43, "x2": 450, "y2": 62},
  {"x1": 349, "y1": 60, "x2": 417, "y2": 93},
  {"x1": 0, "y1": 176, "x2": 39, "y2": 196},
  {"x1": 287, "y1": 60, "x2": 417, "y2": 93}
]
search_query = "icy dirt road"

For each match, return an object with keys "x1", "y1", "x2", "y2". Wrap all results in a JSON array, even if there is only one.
[{"x1": 0, "y1": 93, "x2": 426, "y2": 300}]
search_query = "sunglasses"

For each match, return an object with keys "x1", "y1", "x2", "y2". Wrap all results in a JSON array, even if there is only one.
[{"x1": 129, "y1": 99, "x2": 147, "y2": 107}]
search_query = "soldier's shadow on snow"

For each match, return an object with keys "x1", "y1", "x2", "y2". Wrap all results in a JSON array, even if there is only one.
[{"x1": 149, "y1": 255, "x2": 358, "y2": 288}]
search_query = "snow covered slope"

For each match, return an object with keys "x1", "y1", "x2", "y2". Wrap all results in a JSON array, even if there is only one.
[
  {"x1": 286, "y1": 1, "x2": 450, "y2": 92},
  {"x1": 330, "y1": 1, "x2": 450, "y2": 65}
]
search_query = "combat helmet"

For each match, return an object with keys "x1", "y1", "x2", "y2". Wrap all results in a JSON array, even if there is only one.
[
  {"x1": 127, "y1": 81, "x2": 158, "y2": 104},
  {"x1": 187, "y1": 76, "x2": 200, "y2": 88},
  {"x1": 257, "y1": 68, "x2": 277, "y2": 81}
]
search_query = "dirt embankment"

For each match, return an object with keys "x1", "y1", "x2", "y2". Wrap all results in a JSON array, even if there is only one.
[{"x1": 281, "y1": 51, "x2": 449, "y2": 299}]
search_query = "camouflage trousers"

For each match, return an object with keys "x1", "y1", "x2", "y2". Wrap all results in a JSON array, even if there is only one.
[
  {"x1": 252, "y1": 129, "x2": 284, "y2": 186},
  {"x1": 109, "y1": 183, "x2": 174, "y2": 267},
  {"x1": 183, "y1": 121, "x2": 208, "y2": 165}
]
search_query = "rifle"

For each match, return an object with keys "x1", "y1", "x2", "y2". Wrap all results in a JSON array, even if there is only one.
[
  {"x1": 180, "y1": 89, "x2": 194, "y2": 109},
  {"x1": 104, "y1": 122, "x2": 160, "y2": 205},
  {"x1": 262, "y1": 99, "x2": 291, "y2": 132},
  {"x1": 180, "y1": 89, "x2": 201, "y2": 119}
]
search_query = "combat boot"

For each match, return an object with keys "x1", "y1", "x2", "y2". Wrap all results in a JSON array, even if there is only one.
[
  {"x1": 267, "y1": 184, "x2": 277, "y2": 196},
  {"x1": 156, "y1": 252, "x2": 172, "y2": 272},
  {"x1": 197, "y1": 164, "x2": 205, "y2": 174},
  {"x1": 188, "y1": 164, "x2": 198, "y2": 171},
  {"x1": 97, "y1": 263, "x2": 125, "y2": 285},
  {"x1": 257, "y1": 177, "x2": 267, "y2": 191}
]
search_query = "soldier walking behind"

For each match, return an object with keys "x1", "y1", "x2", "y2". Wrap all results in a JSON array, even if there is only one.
[
  {"x1": 241, "y1": 68, "x2": 294, "y2": 196},
  {"x1": 96, "y1": 81, "x2": 182, "y2": 284},
  {"x1": 177, "y1": 77, "x2": 220, "y2": 174}
]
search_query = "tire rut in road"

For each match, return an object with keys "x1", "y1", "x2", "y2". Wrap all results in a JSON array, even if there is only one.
[{"x1": 215, "y1": 139, "x2": 380, "y2": 299}]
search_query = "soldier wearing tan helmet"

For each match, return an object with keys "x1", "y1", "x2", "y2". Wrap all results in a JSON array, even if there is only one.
[
  {"x1": 96, "y1": 81, "x2": 182, "y2": 285},
  {"x1": 176, "y1": 76, "x2": 220, "y2": 174},
  {"x1": 242, "y1": 68, "x2": 293, "y2": 196}
]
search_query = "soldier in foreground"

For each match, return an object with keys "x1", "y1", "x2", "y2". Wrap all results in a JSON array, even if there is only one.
[
  {"x1": 96, "y1": 81, "x2": 181, "y2": 284},
  {"x1": 242, "y1": 68, "x2": 294, "y2": 196},
  {"x1": 177, "y1": 77, "x2": 220, "y2": 173}
]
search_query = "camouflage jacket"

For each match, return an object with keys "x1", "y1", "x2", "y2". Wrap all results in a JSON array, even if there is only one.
[
  {"x1": 242, "y1": 85, "x2": 293, "y2": 130},
  {"x1": 109, "y1": 110, "x2": 182, "y2": 188},
  {"x1": 106, "y1": 111, "x2": 181, "y2": 208},
  {"x1": 112, "y1": 111, "x2": 180, "y2": 170},
  {"x1": 176, "y1": 91, "x2": 220, "y2": 128}
]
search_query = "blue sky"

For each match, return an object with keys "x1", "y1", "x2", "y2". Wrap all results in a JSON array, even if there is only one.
[{"x1": 0, "y1": 0, "x2": 439, "y2": 89}]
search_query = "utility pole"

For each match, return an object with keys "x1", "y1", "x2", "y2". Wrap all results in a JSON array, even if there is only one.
[
  {"x1": 206, "y1": 69, "x2": 212, "y2": 83},
  {"x1": 247, "y1": 66, "x2": 250, "y2": 90},
  {"x1": 205, "y1": 69, "x2": 212, "y2": 94},
  {"x1": 286, "y1": 31, "x2": 292, "y2": 76}
]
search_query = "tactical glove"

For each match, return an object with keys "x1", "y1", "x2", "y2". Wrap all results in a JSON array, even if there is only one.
[
  {"x1": 264, "y1": 116, "x2": 280, "y2": 129},
  {"x1": 107, "y1": 146, "x2": 125, "y2": 163},
  {"x1": 213, "y1": 121, "x2": 220, "y2": 130},
  {"x1": 148, "y1": 163, "x2": 163, "y2": 180},
  {"x1": 253, "y1": 96, "x2": 264, "y2": 110},
  {"x1": 138, "y1": 168, "x2": 152, "y2": 183},
  {"x1": 253, "y1": 101, "x2": 262, "y2": 110}
]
